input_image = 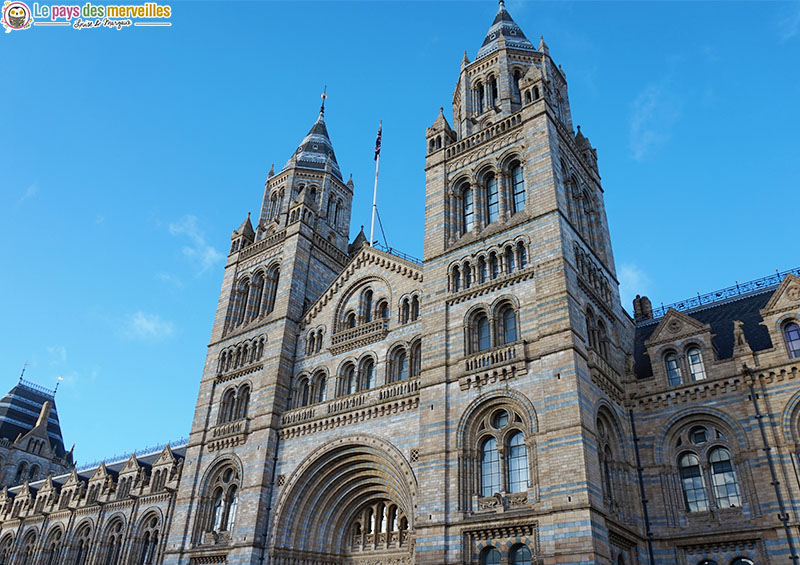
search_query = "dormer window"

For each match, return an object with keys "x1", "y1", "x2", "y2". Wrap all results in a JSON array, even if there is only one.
[
  {"x1": 785, "y1": 322, "x2": 800, "y2": 358},
  {"x1": 687, "y1": 347, "x2": 706, "y2": 381},
  {"x1": 665, "y1": 352, "x2": 682, "y2": 386}
]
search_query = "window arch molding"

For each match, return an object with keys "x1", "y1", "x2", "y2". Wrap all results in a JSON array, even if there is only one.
[
  {"x1": 594, "y1": 404, "x2": 633, "y2": 517},
  {"x1": 18, "y1": 529, "x2": 38, "y2": 565},
  {"x1": 464, "y1": 305, "x2": 493, "y2": 354},
  {"x1": 40, "y1": 525, "x2": 64, "y2": 565},
  {"x1": 456, "y1": 392, "x2": 539, "y2": 511},
  {"x1": 333, "y1": 276, "x2": 392, "y2": 333},
  {"x1": 781, "y1": 318, "x2": 800, "y2": 358},
  {"x1": 311, "y1": 369, "x2": 329, "y2": 404},
  {"x1": 386, "y1": 342, "x2": 411, "y2": 383},
  {"x1": 293, "y1": 373, "x2": 312, "y2": 408},
  {"x1": 336, "y1": 359, "x2": 358, "y2": 397},
  {"x1": 654, "y1": 408, "x2": 749, "y2": 465},
  {"x1": 357, "y1": 353, "x2": 378, "y2": 391},
  {"x1": 133, "y1": 510, "x2": 162, "y2": 565},
  {"x1": 67, "y1": 519, "x2": 94, "y2": 565},
  {"x1": 492, "y1": 297, "x2": 520, "y2": 346},
  {"x1": 193, "y1": 455, "x2": 243, "y2": 543},
  {"x1": 779, "y1": 386, "x2": 800, "y2": 444}
]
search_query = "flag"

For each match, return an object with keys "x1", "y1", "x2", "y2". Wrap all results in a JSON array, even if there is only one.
[{"x1": 374, "y1": 122, "x2": 382, "y2": 161}]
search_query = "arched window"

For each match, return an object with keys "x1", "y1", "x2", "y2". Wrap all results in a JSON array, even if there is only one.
[
  {"x1": 785, "y1": 322, "x2": 800, "y2": 358},
  {"x1": 485, "y1": 174, "x2": 499, "y2": 224},
  {"x1": 341, "y1": 363, "x2": 356, "y2": 396},
  {"x1": 306, "y1": 333, "x2": 315, "y2": 355},
  {"x1": 235, "y1": 385, "x2": 249, "y2": 419},
  {"x1": 665, "y1": 352, "x2": 682, "y2": 386},
  {"x1": 480, "y1": 437, "x2": 501, "y2": 497},
  {"x1": 315, "y1": 331, "x2": 323, "y2": 353},
  {"x1": 401, "y1": 299, "x2": 411, "y2": 324},
  {"x1": 360, "y1": 358, "x2": 375, "y2": 391},
  {"x1": 510, "y1": 544, "x2": 532, "y2": 565},
  {"x1": 411, "y1": 296, "x2": 420, "y2": 321},
  {"x1": 464, "y1": 262, "x2": 472, "y2": 289},
  {"x1": 362, "y1": 289, "x2": 373, "y2": 323},
  {"x1": 0, "y1": 535, "x2": 13, "y2": 565},
  {"x1": 506, "y1": 431, "x2": 529, "y2": 493},
  {"x1": 471, "y1": 312, "x2": 491, "y2": 353},
  {"x1": 477, "y1": 257, "x2": 487, "y2": 284},
  {"x1": 511, "y1": 162, "x2": 525, "y2": 213},
  {"x1": 597, "y1": 319, "x2": 609, "y2": 358},
  {"x1": 410, "y1": 340, "x2": 422, "y2": 377},
  {"x1": 489, "y1": 76, "x2": 498, "y2": 107},
  {"x1": 516, "y1": 242, "x2": 527, "y2": 269},
  {"x1": 346, "y1": 311, "x2": 356, "y2": 329},
  {"x1": 513, "y1": 70, "x2": 522, "y2": 101},
  {"x1": 709, "y1": 447, "x2": 741, "y2": 508},
  {"x1": 376, "y1": 299, "x2": 389, "y2": 320},
  {"x1": 15, "y1": 461, "x2": 28, "y2": 483},
  {"x1": 533, "y1": 86, "x2": 540, "y2": 100},
  {"x1": 678, "y1": 452, "x2": 709, "y2": 512},
  {"x1": 462, "y1": 185, "x2": 475, "y2": 234},
  {"x1": 265, "y1": 266, "x2": 279, "y2": 314},
  {"x1": 505, "y1": 246, "x2": 515, "y2": 274},
  {"x1": 730, "y1": 559, "x2": 755, "y2": 565},
  {"x1": 18, "y1": 531, "x2": 36, "y2": 565},
  {"x1": 314, "y1": 373, "x2": 327, "y2": 403},
  {"x1": 72, "y1": 524, "x2": 93, "y2": 565},
  {"x1": 585, "y1": 309, "x2": 597, "y2": 350},
  {"x1": 480, "y1": 547, "x2": 501, "y2": 565},
  {"x1": 43, "y1": 529, "x2": 63, "y2": 565},
  {"x1": 452, "y1": 266, "x2": 461, "y2": 292},
  {"x1": 219, "y1": 389, "x2": 236, "y2": 424},
  {"x1": 29, "y1": 464, "x2": 39, "y2": 480},
  {"x1": 202, "y1": 464, "x2": 240, "y2": 537},
  {"x1": 475, "y1": 82, "x2": 485, "y2": 114},
  {"x1": 137, "y1": 515, "x2": 160, "y2": 565},
  {"x1": 489, "y1": 252, "x2": 499, "y2": 279},
  {"x1": 391, "y1": 348, "x2": 408, "y2": 382},
  {"x1": 297, "y1": 378, "x2": 310, "y2": 408},
  {"x1": 687, "y1": 347, "x2": 706, "y2": 381},
  {"x1": 498, "y1": 304, "x2": 518, "y2": 345}
]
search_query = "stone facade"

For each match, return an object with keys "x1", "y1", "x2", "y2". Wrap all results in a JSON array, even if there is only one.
[{"x1": 1, "y1": 3, "x2": 799, "y2": 565}]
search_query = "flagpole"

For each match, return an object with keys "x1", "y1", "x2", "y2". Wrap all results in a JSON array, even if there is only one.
[{"x1": 370, "y1": 120, "x2": 382, "y2": 246}]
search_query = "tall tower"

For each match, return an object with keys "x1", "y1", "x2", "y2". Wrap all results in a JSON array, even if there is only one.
[
  {"x1": 164, "y1": 99, "x2": 355, "y2": 565},
  {"x1": 418, "y1": 1, "x2": 640, "y2": 562}
]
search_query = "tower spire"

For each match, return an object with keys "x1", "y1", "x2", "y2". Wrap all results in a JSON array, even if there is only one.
[{"x1": 320, "y1": 85, "x2": 327, "y2": 115}]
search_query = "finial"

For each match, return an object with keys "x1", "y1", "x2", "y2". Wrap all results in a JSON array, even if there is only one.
[
  {"x1": 320, "y1": 85, "x2": 328, "y2": 115},
  {"x1": 19, "y1": 361, "x2": 28, "y2": 381},
  {"x1": 268, "y1": 163, "x2": 275, "y2": 178},
  {"x1": 440, "y1": 106, "x2": 444, "y2": 114},
  {"x1": 54, "y1": 376, "x2": 63, "y2": 394},
  {"x1": 499, "y1": 0, "x2": 505, "y2": 8},
  {"x1": 247, "y1": 211, "x2": 251, "y2": 219}
]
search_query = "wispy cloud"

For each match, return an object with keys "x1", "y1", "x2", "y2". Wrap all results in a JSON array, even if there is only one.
[
  {"x1": 618, "y1": 263, "x2": 653, "y2": 312},
  {"x1": 168, "y1": 215, "x2": 222, "y2": 274},
  {"x1": 18, "y1": 183, "x2": 38, "y2": 204},
  {"x1": 629, "y1": 78, "x2": 682, "y2": 161},
  {"x1": 46, "y1": 345, "x2": 67, "y2": 365},
  {"x1": 779, "y1": 1, "x2": 800, "y2": 41},
  {"x1": 156, "y1": 272, "x2": 184, "y2": 289},
  {"x1": 122, "y1": 311, "x2": 175, "y2": 341}
]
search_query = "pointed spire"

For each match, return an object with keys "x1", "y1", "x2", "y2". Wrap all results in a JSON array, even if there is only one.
[
  {"x1": 461, "y1": 50, "x2": 470, "y2": 68},
  {"x1": 267, "y1": 163, "x2": 275, "y2": 178},
  {"x1": 476, "y1": 0, "x2": 535, "y2": 60},
  {"x1": 539, "y1": 35, "x2": 549, "y2": 55},
  {"x1": 283, "y1": 99, "x2": 342, "y2": 180},
  {"x1": 347, "y1": 173, "x2": 354, "y2": 189},
  {"x1": 320, "y1": 85, "x2": 327, "y2": 115}
]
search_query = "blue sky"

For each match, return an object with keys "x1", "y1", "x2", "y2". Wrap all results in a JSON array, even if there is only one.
[{"x1": 2, "y1": 0, "x2": 799, "y2": 464}]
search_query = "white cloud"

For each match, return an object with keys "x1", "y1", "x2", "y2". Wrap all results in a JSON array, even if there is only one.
[
  {"x1": 629, "y1": 79, "x2": 681, "y2": 161},
  {"x1": 18, "y1": 183, "x2": 38, "y2": 204},
  {"x1": 168, "y1": 215, "x2": 223, "y2": 274},
  {"x1": 123, "y1": 311, "x2": 175, "y2": 340},
  {"x1": 618, "y1": 263, "x2": 653, "y2": 312},
  {"x1": 46, "y1": 345, "x2": 67, "y2": 364},
  {"x1": 156, "y1": 272, "x2": 184, "y2": 288},
  {"x1": 779, "y1": 2, "x2": 800, "y2": 41}
]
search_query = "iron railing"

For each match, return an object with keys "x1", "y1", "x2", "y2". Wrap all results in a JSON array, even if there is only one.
[
  {"x1": 649, "y1": 267, "x2": 800, "y2": 320},
  {"x1": 373, "y1": 243, "x2": 422, "y2": 266},
  {"x1": 76, "y1": 436, "x2": 189, "y2": 472}
]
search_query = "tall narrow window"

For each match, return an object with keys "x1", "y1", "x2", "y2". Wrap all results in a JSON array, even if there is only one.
[
  {"x1": 511, "y1": 163, "x2": 525, "y2": 212},
  {"x1": 785, "y1": 322, "x2": 800, "y2": 358},
  {"x1": 360, "y1": 359, "x2": 375, "y2": 391},
  {"x1": 362, "y1": 289, "x2": 373, "y2": 323},
  {"x1": 486, "y1": 174, "x2": 499, "y2": 224},
  {"x1": 464, "y1": 262, "x2": 472, "y2": 289},
  {"x1": 393, "y1": 349, "x2": 408, "y2": 382},
  {"x1": 477, "y1": 257, "x2": 487, "y2": 284},
  {"x1": 410, "y1": 341, "x2": 421, "y2": 377},
  {"x1": 500, "y1": 306, "x2": 518, "y2": 344},
  {"x1": 489, "y1": 76, "x2": 498, "y2": 107},
  {"x1": 505, "y1": 246, "x2": 515, "y2": 274},
  {"x1": 476, "y1": 83, "x2": 485, "y2": 114},
  {"x1": 474, "y1": 313, "x2": 491, "y2": 352},
  {"x1": 506, "y1": 432, "x2": 529, "y2": 493},
  {"x1": 678, "y1": 452, "x2": 709, "y2": 512},
  {"x1": 452, "y1": 266, "x2": 461, "y2": 292},
  {"x1": 315, "y1": 374, "x2": 326, "y2": 403},
  {"x1": 411, "y1": 296, "x2": 420, "y2": 320},
  {"x1": 462, "y1": 186, "x2": 474, "y2": 234},
  {"x1": 480, "y1": 437, "x2": 501, "y2": 497},
  {"x1": 489, "y1": 253, "x2": 499, "y2": 279},
  {"x1": 709, "y1": 447, "x2": 741, "y2": 508},
  {"x1": 516, "y1": 242, "x2": 527, "y2": 269},
  {"x1": 342, "y1": 364, "x2": 356, "y2": 396},
  {"x1": 687, "y1": 348, "x2": 706, "y2": 381},
  {"x1": 665, "y1": 353, "x2": 682, "y2": 386}
]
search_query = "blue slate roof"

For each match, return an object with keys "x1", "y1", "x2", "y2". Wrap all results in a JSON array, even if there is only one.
[
  {"x1": 282, "y1": 109, "x2": 342, "y2": 180},
  {"x1": 0, "y1": 380, "x2": 66, "y2": 457},
  {"x1": 476, "y1": 1, "x2": 536, "y2": 60},
  {"x1": 634, "y1": 289, "x2": 775, "y2": 380}
]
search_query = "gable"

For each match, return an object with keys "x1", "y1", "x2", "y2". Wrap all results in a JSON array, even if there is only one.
[
  {"x1": 644, "y1": 308, "x2": 709, "y2": 346},
  {"x1": 761, "y1": 274, "x2": 800, "y2": 316}
]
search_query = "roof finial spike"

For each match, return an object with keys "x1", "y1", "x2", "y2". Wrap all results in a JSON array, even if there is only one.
[
  {"x1": 19, "y1": 361, "x2": 28, "y2": 381},
  {"x1": 499, "y1": 0, "x2": 505, "y2": 8},
  {"x1": 320, "y1": 85, "x2": 328, "y2": 115}
]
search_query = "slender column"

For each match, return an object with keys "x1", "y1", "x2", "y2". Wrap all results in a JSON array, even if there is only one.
[{"x1": 498, "y1": 172, "x2": 509, "y2": 220}]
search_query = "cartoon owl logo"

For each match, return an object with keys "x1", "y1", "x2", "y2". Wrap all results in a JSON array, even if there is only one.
[{"x1": 2, "y1": 1, "x2": 33, "y2": 33}]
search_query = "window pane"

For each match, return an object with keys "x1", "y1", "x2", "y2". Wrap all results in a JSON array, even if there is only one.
[
  {"x1": 665, "y1": 354, "x2": 682, "y2": 386},
  {"x1": 678, "y1": 452, "x2": 709, "y2": 512},
  {"x1": 463, "y1": 187, "x2": 474, "y2": 233},
  {"x1": 486, "y1": 176, "x2": 498, "y2": 224},
  {"x1": 481, "y1": 547, "x2": 501, "y2": 565},
  {"x1": 786, "y1": 323, "x2": 800, "y2": 358},
  {"x1": 398, "y1": 351, "x2": 408, "y2": 380},
  {"x1": 512, "y1": 165, "x2": 525, "y2": 212},
  {"x1": 503, "y1": 309, "x2": 517, "y2": 344},
  {"x1": 481, "y1": 438, "x2": 501, "y2": 497},
  {"x1": 687, "y1": 348, "x2": 706, "y2": 381},
  {"x1": 478, "y1": 316, "x2": 491, "y2": 351},
  {"x1": 709, "y1": 448, "x2": 741, "y2": 508},
  {"x1": 511, "y1": 545, "x2": 532, "y2": 565},
  {"x1": 506, "y1": 432, "x2": 529, "y2": 493}
]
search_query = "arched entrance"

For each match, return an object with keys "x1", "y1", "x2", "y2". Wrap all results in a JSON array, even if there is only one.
[{"x1": 270, "y1": 435, "x2": 416, "y2": 564}]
